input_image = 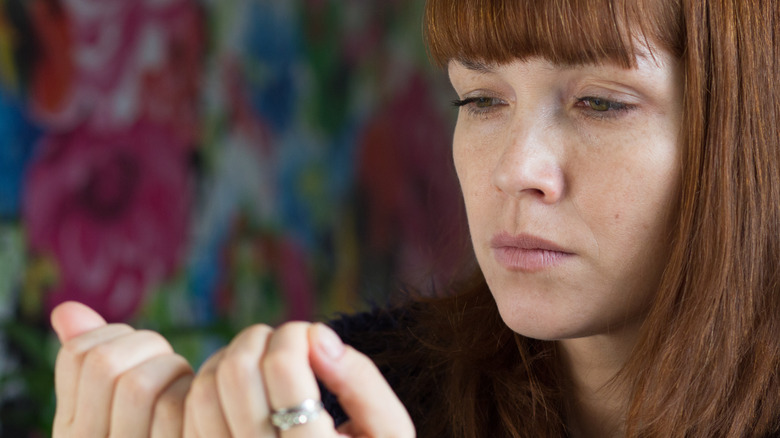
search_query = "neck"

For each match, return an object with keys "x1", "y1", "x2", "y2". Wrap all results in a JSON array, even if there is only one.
[{"x1": 558, "y1": 326, "x2": 640, "y2": 438}]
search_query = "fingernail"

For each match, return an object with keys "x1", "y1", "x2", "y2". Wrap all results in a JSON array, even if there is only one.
[{"x1": 315, "y1": 323, "x2": 345, "y2": 360}]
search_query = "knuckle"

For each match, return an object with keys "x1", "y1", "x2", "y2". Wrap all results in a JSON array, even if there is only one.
[
  {"x1": 261, "y1": 322, "x2": 312, "y2": 376},
  {"x1": 116, "y1": 369, "x2": 159, "y2": 402},
  {"x1": 60, "y1": 339, "x2": 83, "y2": 358},
  {"x1": 241, "y1": 323, "x2": 274, "y2": 339},
  {"x1": 110, "y1": 323, "x2": 134, "y2": 332},
  {"x1": 276, "y1": 321, "x2": 311, "y2": 333},
  {"x1": 60, "y1": 323, "x2": 133, "y2": 352},
  {"x1": 136, "y1": 330, "x2": 174, "y2": 352},
  {"x1": 84, "y1": 343, "x2": 124, "y2": 376},
  {"x1": 216, "y1": 351, "x2": 257, "y2": 387},
  {"x1": 261, "y1": 348, "x2": 296, "y2": 377},
  {"x1": 235, "y1": 323, "x2": 274, "y2": 347},
  {"x1": 173, "y1": 355, "x2": 194, "y2": 373}
]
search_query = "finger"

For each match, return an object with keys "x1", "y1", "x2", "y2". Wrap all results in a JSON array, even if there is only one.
[
  {"x1": 53, "y1": 323, "x2": 134, "y2": 431},
  {"x1": 309, "y1": 323, "x2": 415, "y2": 438},
  {"x1": 51, "y1": 301, "x2": 108, "y2": 343},
  {"x1": 182, "y1": 414, "x2": 208, "y2": 438},
  {"x1": 72, "y1": 330, "x2": 174, "y2": 437},
  {"x1": 110, "y1": 354, "x2": 193, "y2": 438},
  {"x1": 185, "y1": 349, "x2": 232, "y2": 438},
  {"x1": 263, "y1": 322, "x2": 336, "y2": 438},
  {"x1": 216, "y1": 324, "x2": 275, "y2": 437},
  {"x1": 181, "y1": 396, "x2": 200, "y2": 438},
  {"x1": 151, "y1": 373, "x2": 194, "y2": 438}
]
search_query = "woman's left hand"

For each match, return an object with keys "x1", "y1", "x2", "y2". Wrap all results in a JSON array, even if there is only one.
[
  {"x1": 184, "y1": 321, "x2": 415, "y2": 437},
  {"x1": 51, "y1": 302, "x2": 193, "y2": 438}
]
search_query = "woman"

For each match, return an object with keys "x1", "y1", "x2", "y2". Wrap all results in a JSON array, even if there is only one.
[{"x1": 50, "y1": 0, "x2": 779, "y2": 436}]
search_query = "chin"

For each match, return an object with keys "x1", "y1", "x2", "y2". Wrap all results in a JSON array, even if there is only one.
[
  {"x1": 504, "y1": 323, "x2": 585, "y2": 341},
  {"x1": 493, "y1": 298, "x2": 600, "y2": 341}
]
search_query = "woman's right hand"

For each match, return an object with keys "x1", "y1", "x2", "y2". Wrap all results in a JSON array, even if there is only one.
[
  {"x1": 51, "y1": 301, "x2": 194, "y2": 438},
  {"x1": 184, "y1": 321, "x2": 415, "y2": 437}
]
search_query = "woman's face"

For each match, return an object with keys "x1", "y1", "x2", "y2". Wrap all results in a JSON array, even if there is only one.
[{"x1": 450, "y1": 47, "x2": 683, "y2": 340}]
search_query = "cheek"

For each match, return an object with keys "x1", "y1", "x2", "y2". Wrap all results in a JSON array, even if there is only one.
[
  {"x1": 452, "y1": 137, "x2": 468, "y2": 190},
  {"x1": 453, "y1": 130, "x2": 492, "y2": 203},
  {"x1": 580, "y1": 148, "x2": 681, "y2": 270}
]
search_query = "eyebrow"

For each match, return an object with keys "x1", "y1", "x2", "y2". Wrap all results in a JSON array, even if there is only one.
[{"x1": 457, "y1": 59, "x2": 496, "y2": 73}]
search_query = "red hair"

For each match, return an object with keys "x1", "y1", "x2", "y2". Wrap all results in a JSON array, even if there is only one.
[{"x1": 393, "y1": 0, "x2": 780, "y2": 436}]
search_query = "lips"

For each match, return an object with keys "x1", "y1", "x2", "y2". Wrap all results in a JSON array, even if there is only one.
[{"x1": 490, "y1": 232, "x2": 574, "y2": 272}]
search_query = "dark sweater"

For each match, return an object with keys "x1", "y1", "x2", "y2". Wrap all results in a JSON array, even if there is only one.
[
  {"x1": 321, "y1": 307, "x2": 780, "y2": 437},
  {"x1": 322, "y1": 306, "x2": 416, "y2": 427}
]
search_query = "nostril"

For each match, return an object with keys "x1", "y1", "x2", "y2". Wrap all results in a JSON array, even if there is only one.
[
  {"x1": 527, "y1": 188, "x2": 546, "y2": 197},
  {"x1": 492, "y1": 164, "x2": 564, "y2": 204}
]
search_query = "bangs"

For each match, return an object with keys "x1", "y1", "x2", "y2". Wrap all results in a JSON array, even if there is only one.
[{"x1": 424, "y1": 0, "x2": 683, "y2": 68}]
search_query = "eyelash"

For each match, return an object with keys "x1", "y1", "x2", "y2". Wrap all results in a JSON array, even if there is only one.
[
  {"x1": 575, "y1": 96, "x2": 636, "y2": 119},
  {"x1": 451, "y1": 97, "x2": 505, "y2": 118},
  {"x1": 452, "y1": 96, "x2": 636, "y2": 120}
]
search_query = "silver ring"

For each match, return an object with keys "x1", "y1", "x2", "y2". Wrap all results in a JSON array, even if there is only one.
[{"x1": 270, "y1": 399, "x2": 324, "y2": 430}]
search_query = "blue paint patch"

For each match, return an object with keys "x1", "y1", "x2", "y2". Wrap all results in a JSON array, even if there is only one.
[
  {"x1": 0, "y1": 90, "x2": 41, "y2": 220},
  {"x1": 241, "y1": 2, "x2": 300, "y2": 133}
]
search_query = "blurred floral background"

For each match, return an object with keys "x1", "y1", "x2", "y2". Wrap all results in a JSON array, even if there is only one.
[{"x1": 0, "y1": 0, "x2": 465, "y2": 435}]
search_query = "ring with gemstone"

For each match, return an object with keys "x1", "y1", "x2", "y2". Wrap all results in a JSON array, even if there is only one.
[{"x1": 270, "y1": 399, "x2": 324, "y2": 431}]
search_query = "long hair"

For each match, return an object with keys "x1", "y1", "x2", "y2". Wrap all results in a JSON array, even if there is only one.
[{"x1": 404, "y1": 0, "x2": 780, "y2": 436}]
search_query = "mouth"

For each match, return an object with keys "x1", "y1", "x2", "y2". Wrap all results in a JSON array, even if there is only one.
[{"x1": 490, "y1": 232, "x2": 574, "y2": 272}]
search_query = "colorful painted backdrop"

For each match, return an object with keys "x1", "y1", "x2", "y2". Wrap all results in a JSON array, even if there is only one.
[{"x1": 0, "y1": 0, "x2": 465, "y2": 435}]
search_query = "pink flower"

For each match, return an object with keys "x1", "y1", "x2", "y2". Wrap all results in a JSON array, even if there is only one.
[{"x1": 23, "y1": 120, "x2": 192, "y2": 321}]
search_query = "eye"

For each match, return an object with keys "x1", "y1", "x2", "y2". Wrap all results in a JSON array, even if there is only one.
[
  {"x1": 475, "y1": 97, "x2": 497, "y2": 108},
  {"x1": 575, "y1": 96, "x2": 635, "y2": 119},
  {"x1": 577, "y1": 96, "x2": 630, "y2": 112},
  {"x1": 586, "y1": 98, "x2": 610, "y2": 111},
  {"x1": 452, "y1": 96, "x2": 506, "y2": 117},
  {"x1": 453, "y1": 96, "x2": 500, "y2": 108}
]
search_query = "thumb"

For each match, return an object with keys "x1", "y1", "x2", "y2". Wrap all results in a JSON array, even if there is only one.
[
  {"x1": 50, "y1": 301, "x2": 108, "y2": 343},
  {"x1": 308, "y1": 323, "x2": 415, "y2": 437}
]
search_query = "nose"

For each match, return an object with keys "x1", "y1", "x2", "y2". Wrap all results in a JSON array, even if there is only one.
[{"x1": 491, "y1": 118, "x2": 565, "y2": 203}]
